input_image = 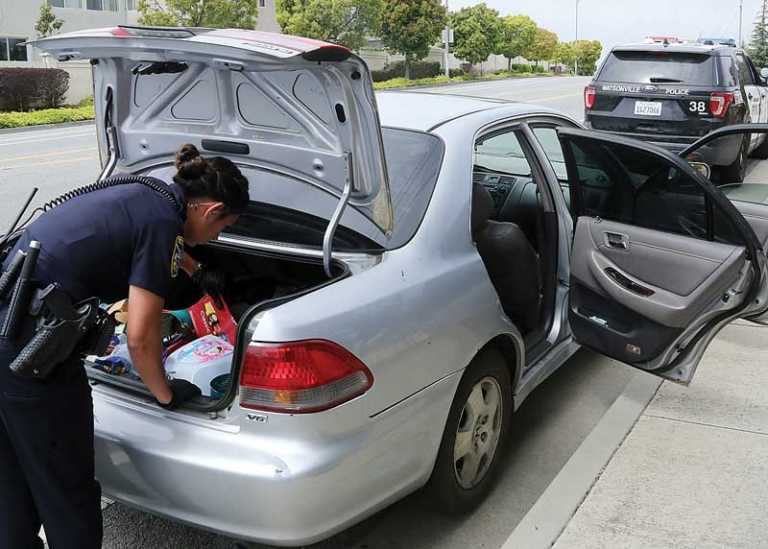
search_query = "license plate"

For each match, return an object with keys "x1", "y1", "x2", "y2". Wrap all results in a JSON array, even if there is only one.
[{"x1": 634, "y1": 101, "x2": 662, "y2": 116}]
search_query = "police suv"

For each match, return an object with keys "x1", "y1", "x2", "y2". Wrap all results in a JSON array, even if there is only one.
[{"x1": 585, "y1": 42, "x2": 768, "y2": 182}]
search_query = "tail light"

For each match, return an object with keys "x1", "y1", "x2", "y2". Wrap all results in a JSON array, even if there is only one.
[
  {"x1": 239, "y1": 340, "x2": 373, "y2": 413},
  {"x1": 584, "y1": 86, "x2": 597, "y2": 110},
  {"x1": 710, "y1": 92, "x2": 734, "y2": 118}
]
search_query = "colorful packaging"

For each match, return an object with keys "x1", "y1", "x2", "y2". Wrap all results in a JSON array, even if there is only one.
[
  {"x1": 164, "y1": 335, "x2": 233, "y2": 397},
  {"x1": 188, "y1": 295, "x2": 237, "y2": 344}
]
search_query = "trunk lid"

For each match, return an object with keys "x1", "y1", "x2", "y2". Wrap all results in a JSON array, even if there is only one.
[{"x1": 30, "y1": 26, "x2": 393, "y2": 236}]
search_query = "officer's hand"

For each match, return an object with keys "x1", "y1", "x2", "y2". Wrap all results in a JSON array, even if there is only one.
[
  {"x1": 158, "y1": 379, "x2": 201, "y2": 410},
  {"x1": 191, "y1": 266, "x2": 227, "y2": 308}
]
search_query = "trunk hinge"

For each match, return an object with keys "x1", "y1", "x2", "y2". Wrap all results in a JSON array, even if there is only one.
[
  {"x1": 98, "y1": 87, "x2": 119, "y2": 182},
  {"x1": 322, "y1": 153, "x2": 354, "y2": 278}
]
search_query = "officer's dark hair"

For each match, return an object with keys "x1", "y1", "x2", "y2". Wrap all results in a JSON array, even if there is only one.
[{"x1": 173, "y1": 144, "x2": 250, "y2": 215}]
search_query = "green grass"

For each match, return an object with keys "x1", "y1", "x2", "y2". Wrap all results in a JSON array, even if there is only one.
[
  {"x1": 0, "y1": 103, "x2": 95, "y2": 129},
  {"x1": 372, "y1": 70, "x2": 555, "y2": 90}
]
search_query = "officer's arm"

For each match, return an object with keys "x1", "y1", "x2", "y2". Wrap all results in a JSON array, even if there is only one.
[{"x1": 126, "y1": 285, "x2": 173, "y2": 405}]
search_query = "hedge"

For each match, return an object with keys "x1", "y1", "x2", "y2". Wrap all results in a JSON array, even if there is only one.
[
  {"x1": 0, "y1": 104, "x2": 95, "y2": 129},
  {"x1": 372, "y1": 70, "x2": 556, "y2": 90},
  {"x1": 0, "y1": 68, "x2": 70, "y2": 112},
  {"x1": 372, "y1": 61, "x2": 442, "y2": 82}
]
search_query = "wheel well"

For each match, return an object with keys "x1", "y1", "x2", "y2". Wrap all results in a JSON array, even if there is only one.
[{"x1": 478, "y1": 334, "x2": 522, "y2": 389}]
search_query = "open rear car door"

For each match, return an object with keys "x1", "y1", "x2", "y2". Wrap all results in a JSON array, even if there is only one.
[{"x1": 558, "y1": 127, "x2": 768, "y2": 384}]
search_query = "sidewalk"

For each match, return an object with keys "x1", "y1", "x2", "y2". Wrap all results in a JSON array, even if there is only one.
[{"x1": 552, "y1": 320, "x2": 768, "y2": 549}]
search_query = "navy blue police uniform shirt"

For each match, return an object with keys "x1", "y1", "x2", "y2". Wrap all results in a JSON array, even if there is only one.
[{"x1": 6, "y1": 182, "x2": 186, "y2": 304}]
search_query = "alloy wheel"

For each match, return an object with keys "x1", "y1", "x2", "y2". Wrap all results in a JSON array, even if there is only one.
[{"x1": 453, "y1": 376, "x2": 503, "y2": 489}]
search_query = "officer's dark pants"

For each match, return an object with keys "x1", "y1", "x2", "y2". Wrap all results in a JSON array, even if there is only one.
[{"x1": 0, "y1": 335, "x2": 103, "y2": 549}]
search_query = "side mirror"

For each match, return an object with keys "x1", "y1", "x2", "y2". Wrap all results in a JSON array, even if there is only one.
[
  {"x1": 688, "y1": 161, "x2": 712, "y2": 180},
  {"x1": 761, "y1": 67, "x2": 768, "y2": 80}
]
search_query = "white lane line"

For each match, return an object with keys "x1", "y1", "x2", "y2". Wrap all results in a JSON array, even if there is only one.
[
  {"x1": 0, "y1": 146, "x2": 97, "y2": 164},
  {"x1": 0, "y1": 154, "x2": 98, "y2": 170},
  {"x1": 0, "y1": 131, "x2": 96, "y2": 147},
  {"x1": 0, "y1": 124, "x2": 95, "y2": 141}
]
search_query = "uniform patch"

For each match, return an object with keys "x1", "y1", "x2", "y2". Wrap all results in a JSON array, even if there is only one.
[{"x1": 171, "y1": 235, "x2": 184, "y2": 278}]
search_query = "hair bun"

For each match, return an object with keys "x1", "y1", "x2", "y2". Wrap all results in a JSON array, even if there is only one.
[{"x1": 175, "y1": 143, "x2": 207, "y2": 179}]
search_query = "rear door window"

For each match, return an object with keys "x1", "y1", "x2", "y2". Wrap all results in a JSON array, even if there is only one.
[
  {"x1": 736, "y1": 54, "x2": 756, "y2": 85},
  {"x1": 597, "y1": 51, "x2": 716, "y2": 85}
]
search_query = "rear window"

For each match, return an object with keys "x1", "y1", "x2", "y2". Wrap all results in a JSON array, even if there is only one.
[{"x1": 597, "y1": 51, "x2": 716, "y2": 85}]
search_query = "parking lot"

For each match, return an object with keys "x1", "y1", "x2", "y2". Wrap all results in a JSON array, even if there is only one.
[{"x1": 1, "y1": 75, "x2": 767, "y2": 549}]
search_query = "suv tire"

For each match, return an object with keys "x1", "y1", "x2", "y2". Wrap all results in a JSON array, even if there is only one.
[
  {"x1": 721, "y1": 136, "x2": 749, "y2": 183},
  {"x1": 427, "y1": 348, "x2": 512, "y2": 515}
]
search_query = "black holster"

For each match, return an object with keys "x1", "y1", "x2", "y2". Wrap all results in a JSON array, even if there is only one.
[{"x1": 8, "y1": 286, "x2": 114, "y2": 380}]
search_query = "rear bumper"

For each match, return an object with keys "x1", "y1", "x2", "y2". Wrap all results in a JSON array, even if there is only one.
[
  {"x1": 582, "y1": 125, "x2": 742, "y2": 166},
  {"x1": 91, "y1": 372, "x2": 460, "y2": 546}
]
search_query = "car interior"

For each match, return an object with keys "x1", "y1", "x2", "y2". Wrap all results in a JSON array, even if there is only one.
[{"x1": 471, "y1": 127, "x2": 560, "y2": 342}]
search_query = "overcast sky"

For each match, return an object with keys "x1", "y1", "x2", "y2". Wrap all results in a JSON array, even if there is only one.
[{"x1": 449, "y1": 0, "x2": 766, "y2": 52}]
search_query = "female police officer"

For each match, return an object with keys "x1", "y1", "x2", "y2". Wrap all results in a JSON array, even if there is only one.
[{"x1": 0, "y1": 143, "x2": 249, "y2": 549}]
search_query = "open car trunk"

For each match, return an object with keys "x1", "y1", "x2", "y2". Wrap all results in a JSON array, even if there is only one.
[{"x1": 85, "y1": 241, "x2": 348, "y2": 413}]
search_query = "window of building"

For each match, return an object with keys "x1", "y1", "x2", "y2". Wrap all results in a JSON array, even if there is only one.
[
  {"x1": 49, "y1": 0, "x2": 83, "y2": 7},
  {"x1": 86, "y1": 0, "x2": 118, "y2": 11},
  {"x1": 259, "y1": 0, "x2": 266, "y2": 7},
  {"x1": 0, "y1": 38, "x2": 28, "y2": 62},
  {"x1": 126, "y1": 0, "x2": 137, "y2": 10}
]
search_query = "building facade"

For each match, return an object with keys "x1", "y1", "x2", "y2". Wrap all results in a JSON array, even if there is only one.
[{"x1": 0, "y1": 0, "x2": 280, "y2": 104}]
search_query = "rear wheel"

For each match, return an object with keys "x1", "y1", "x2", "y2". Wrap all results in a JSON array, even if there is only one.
[
  {"x1": 720, "y1": 137, "x2": 748, "y2": 183},
  {"x1": 427, "y1": 348, "x2": 512, "y2": 514}
]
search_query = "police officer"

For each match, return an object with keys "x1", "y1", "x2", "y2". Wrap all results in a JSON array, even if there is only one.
[{"x1": 0, "y1": 143, "x2": 250, "y2": 549}]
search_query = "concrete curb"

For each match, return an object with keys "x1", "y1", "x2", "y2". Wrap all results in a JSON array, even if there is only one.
[
  {"x1": 0, "y1": 120, "x2": 95, "y2": 135},
  {"x1": 501, "y1": 372, "x2": 661, "y2": 549}
]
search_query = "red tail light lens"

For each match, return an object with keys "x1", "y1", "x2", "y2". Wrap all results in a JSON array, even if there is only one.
[
  {"x1": 584, "y1": 86, "x2": 597, "y2": 110},
  {"x1": 710, "y1": 92, "x2": 734, "y2": 118},
  {"x1": 239, "y1": 340, "x2": 373, "y2": 413}
]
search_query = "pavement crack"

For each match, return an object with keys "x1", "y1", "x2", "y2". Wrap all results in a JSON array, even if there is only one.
[{"x1": 643, "y1": 413, "x2": 768, "y2": 438}]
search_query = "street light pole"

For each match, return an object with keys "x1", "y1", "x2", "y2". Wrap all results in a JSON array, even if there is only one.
[
  {"x1": 574, "y1": 0, "x2": 580, "y2": 76},
  {"x1": 739, "y1": 0, "x2": 744, "y2": 48},
  {"x1": 444, "y1": 0, "x2": 450, "y2": 77}
]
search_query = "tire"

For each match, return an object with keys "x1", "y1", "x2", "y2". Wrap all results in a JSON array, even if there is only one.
[
  {"x1": 720, "y1": 136, "x2": 748, "y2": 183},
  {"x1": 427, "y1": 348, "x2": 512, "y2": 515},
  {"x1": 751, "y1": 133, "x2": 768, "y2": 159}
]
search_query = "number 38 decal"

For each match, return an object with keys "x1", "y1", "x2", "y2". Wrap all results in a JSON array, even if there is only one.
[{"x1": 689, "y1": 101, "x2": 708, "y2": 114}]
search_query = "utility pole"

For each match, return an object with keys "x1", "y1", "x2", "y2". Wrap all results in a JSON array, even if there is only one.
[
  {"x1": 444, "y1": 0, "x2": 450, "y2": 77},
  {"x1": 574, "y1": 0, "x2": 580, "y2": 76},
  {"x1": 740, "y1": 0, "x2": 744, "y2": 48}
]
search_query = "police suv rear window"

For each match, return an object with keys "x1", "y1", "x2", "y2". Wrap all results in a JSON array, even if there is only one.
[{"x1": 597, "y1": 51, "x2": 716, "y2": 86}]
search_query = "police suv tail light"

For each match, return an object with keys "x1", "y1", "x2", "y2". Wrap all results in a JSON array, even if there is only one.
[
  {"x1": 710, "y1": 92, "x2": 734, "y2": 118},
  {"x1": 584, "y1": 86, "x2": 597, "y2": 110},
  {"x1": 239, "y1": 340, "x2": 373, "y2": 413}
]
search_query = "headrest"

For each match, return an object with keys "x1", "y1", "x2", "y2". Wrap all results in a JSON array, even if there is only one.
[{"x1": 472, "y1": 183, "x2": 494, "y2": 234}]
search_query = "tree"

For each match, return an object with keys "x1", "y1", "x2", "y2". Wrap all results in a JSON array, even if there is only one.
[
  {"x1": 450, "y1": 3, "x2": 503, "y2": 72},
  {"x1": 749, "y1": 0, "x2": 768, "y2": 68},
  {"x1": 379, "y1": 0, "x2": 446, "y2": 79},
  {"x1": 553, "y1": 41, "x2": 575, "y2": 70},
  {"x1": 35, "y1": 3, "x2": 64, "y2": 39},
  {"x1": 498, "y1": 14, "x2": 536, "y2": 71},
  {"x1": 573, "y1": 39, "x2": 602, "y2": 76},
  {"x1": 275, "y1": 0, "x2": 381, "y2": 51},
  {"x1": 137, "y1": 0, "x2": 258, "y2": 29},
  {"x1": 524, "y1": 27, "x2": 557, "y2": 67}
]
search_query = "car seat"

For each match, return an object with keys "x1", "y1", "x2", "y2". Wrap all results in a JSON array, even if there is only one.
[{"x1": 472, "y1": 184, "x2": 542, "y2": 334}]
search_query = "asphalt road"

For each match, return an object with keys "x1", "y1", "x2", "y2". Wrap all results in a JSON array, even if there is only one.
[{"x1": 0, "y1": 75, "x2": 761, "y2": 549}]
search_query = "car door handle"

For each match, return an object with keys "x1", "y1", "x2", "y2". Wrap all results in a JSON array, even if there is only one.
[
  {"x1": 605, "y1": 267, "x2": 655, "y2": 297},
  {"x1": 604, "y1": 232, "x2": 629, "y2": 249}
]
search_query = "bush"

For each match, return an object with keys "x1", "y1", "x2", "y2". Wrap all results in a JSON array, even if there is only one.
[
  {"x1": 0, "y1": 104, "x2": 95, "y2": 129},
  {"x1": 371, "y1": 60, "x2": 442, "y2": 82},
  {"x1": 532, "y1": 65, "x2": 548, "y2": 74},
  {"x1": 0, "y1": 68, "x2": 70, "y2": 111},
  {"x1": 449, "y1": 68, "x2": 466, "y2": 78},
  {"x1": 510, "y1": 63, "x2": 532, "y2": 73}
]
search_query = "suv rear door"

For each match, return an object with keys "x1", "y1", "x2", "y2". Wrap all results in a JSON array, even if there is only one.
[
  {"x1": 558, "y1": 128, "x2": 768, "y2": 384},
  {"x1": 588, "y1": 49, "x2": 735, "y2": 138}
]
